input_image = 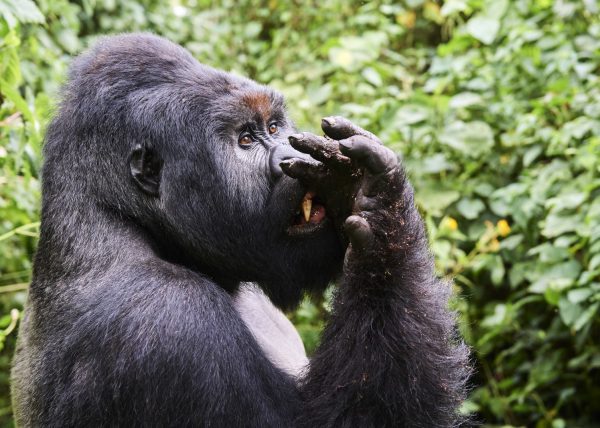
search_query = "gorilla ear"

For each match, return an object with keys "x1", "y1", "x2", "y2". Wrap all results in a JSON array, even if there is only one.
[{"x1": 129, "y1": 144, "x2": 162, "y2": 196}]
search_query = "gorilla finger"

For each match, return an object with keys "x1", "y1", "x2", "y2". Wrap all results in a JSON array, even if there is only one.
[
  {"x1": 321, "y1": 116, "x2": 382, "y2": 144},
  {"x1": 338, "y1": 136, "x2": 398, "y2": 174},
  {"x1": 343, "y1": 215, "x2": 373, "y2": 251},
  {"x1": 280, "y1": 159, "x2": 326, "y2": 183},
  {"x1": 288, "y1": 133, "x2": 351, "y2": 168}
]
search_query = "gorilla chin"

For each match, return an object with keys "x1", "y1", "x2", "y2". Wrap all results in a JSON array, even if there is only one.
[{"x1": 251, "y1": 177, "x2": 343, "y2": 309}]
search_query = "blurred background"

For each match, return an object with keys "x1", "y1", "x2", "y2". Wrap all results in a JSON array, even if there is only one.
[{"x1": 0, "y1": 0, "x2": 599, "y2": 426}]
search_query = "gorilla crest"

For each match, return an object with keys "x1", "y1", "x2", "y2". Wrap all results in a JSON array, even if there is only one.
[{"x1": 12, "y1": 34, "x2": 469, "y2": 427}]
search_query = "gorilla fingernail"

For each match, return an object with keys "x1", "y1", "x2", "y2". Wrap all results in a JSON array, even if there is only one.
[
  {"x1": 339, "y1": 140, "x2": 353, "y2": 150},
  {"x1": 321, "y1": 117, "x2": 333, "y2": 126}
]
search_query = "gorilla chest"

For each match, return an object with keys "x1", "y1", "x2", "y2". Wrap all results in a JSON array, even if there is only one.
[{"x1": 233, "y1": 284, "x2": 308, "y2": 378}]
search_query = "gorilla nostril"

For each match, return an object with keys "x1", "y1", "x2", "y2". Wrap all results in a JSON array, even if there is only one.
[{"x1": 280, "y1": 154, "x2": 299, "y2": 162}]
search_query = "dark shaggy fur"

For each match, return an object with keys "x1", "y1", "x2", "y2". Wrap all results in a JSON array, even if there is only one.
[{"x1": 11, "y1": 33, "x2": 469, "y2": 427}]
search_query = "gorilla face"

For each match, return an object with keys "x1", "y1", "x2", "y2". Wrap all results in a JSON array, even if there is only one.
[{"x1": 116, "y1": 36, "x2": 343, "y2": 306}]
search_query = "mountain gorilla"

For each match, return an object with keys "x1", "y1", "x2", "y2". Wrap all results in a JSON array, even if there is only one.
[{"x1": 11, "y1": 34, "x2": 469, "y2": 427}]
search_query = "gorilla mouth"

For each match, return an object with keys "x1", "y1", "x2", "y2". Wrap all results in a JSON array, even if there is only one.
[{"x1": 288, "y1": 191, "x2": 328, "y2": 235}]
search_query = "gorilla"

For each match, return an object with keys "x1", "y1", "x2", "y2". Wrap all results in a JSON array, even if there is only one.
[{"x1": 11, "y1": 33, "x2": 469, "y2": 427}]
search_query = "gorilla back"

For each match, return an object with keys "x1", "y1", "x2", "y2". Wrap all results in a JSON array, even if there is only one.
[{"x1": 12, "y1": 34, "x2": 469, "y2": 427}]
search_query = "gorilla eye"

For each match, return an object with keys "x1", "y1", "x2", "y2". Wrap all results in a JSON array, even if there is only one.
[
  {"x1": 268, "y1": 123, "x2": 278, "y2": 135},
  {"x1": 239, "y1": 134, "x2": 253, "y2": 147}
]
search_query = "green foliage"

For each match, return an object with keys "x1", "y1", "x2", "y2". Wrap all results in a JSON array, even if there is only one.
[{"x1": 0, "y1": 0, "x2": 598, "y2": 426}]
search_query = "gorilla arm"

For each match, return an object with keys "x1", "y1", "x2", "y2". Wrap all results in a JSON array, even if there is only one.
[{"x1": 282, "y1": 118, "x2": 470, "y2": 427}]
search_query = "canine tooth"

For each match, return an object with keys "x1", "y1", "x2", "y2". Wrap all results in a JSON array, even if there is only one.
[{"x1": 302, "y1": 197, "x2": 312, "y2": 222}]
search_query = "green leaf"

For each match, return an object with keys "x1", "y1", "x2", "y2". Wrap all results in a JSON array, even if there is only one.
[
  {"x1": 0, "y1": 0, "x2": 44, "y2": 26},
  {"x1": 421, "y1": 154, "x2": 455, "y2": 174},
  {"x1": 542, "y1": 213, "x2": 581, "y2": 238},
  {"x1": 466, "y1": 15, "x2": 500, "y2": 45},
  {"x1": 329, "y1": 47, "x2": 356, "y2": 71},
  {"x1": 523, "y1": 145, "x2": 543, "y2": 167},
  {"x1": 484, "y1": 0, "x2": 509, "y2": 17},
  {"x1": 589, "y1": 254, "x2": 600, "y2": 271},
  {"x1": 362, "y1": 67, "x2": 382, "y2": 87},
  {"x1": 438, "y1": 121, "x2": 494, "y2": 157},
  {"x1": 394, "y1": 104, "x2": 430, "y2": 126},
  {"x1": 527, "y1": 243, "x2": 569, "y2": 263},
  {"x1": 440, "y1": 0, "x2": 468, "y2": 16},
  {"x1": 416, "y1": 187, "x2": 460, "y2": 216},
  {"x1": 490, "y1": 256, "x2": 505, "y2": 285},
  {"x1": 481, "y1": 303, "x2": 507, "y2": 328},
  {"x1": 56, "y1": 29, "x2": 80, "y2": 54},
  {"x1": 405, "y1": 0, "x2": 425, "y2": 8},
  {"x1": 449, "y1": 92, "x2": 483, "y2": 109},
  {"x1": 567, "y1": 288, "x2": 592, "y2": 304},
  {"x1": 0, "y1": 77, "x2": 34, "y2": 123},
  {"x1": 0, "y1": 45, "x2": 21, "y2": 86},
  {"x1": 529, "y1": 260, "x2": 582, "y2": 293},
  {"x1": 573, "y1": 303, "x2": 599, "y2": 331},
  {"x1": 544, "y1": 287, "x2": 561, "y2": 305},
  {"x1": 546, "y1": 192, "x2": 587, "y2": 211},
  {"x1": 456, "y1": 198, "x2": 485, "y2": 220},
  {"x1": 558, "y1": 298, "x2": 583, "y2": 327},
  {"x1": 500, "y1": 234, "x2": 523, "y2": 250},
  {"x1": 306, "y1": 83, "x2": 332, "y2": 106}
]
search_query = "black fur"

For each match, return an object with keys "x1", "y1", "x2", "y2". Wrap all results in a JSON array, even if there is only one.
[{"x1": 11, "y1": 34, "x2": 469, "y2": 427}]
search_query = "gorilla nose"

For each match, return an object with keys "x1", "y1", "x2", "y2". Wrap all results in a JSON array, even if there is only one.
[{"x1": 269, "y1": 144, "x2": 314, "y2": 178}]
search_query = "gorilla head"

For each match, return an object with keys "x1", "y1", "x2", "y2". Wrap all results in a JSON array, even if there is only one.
[{"x1": 45, "y1": 33, "x2": 342, "y2": 308}]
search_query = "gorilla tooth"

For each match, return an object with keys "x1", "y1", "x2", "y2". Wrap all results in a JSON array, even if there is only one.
[{"x1": 302, "y1": 197, "x2": 312, "y2": 222}]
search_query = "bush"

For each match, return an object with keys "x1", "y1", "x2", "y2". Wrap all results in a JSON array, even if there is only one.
[{"x1": 0, "y1": 0, "x2": 598, "y2": 426}]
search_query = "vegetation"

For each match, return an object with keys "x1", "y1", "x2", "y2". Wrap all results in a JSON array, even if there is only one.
[{"x1": 1, "y1": 0, "x2": 598, "y2": 426}]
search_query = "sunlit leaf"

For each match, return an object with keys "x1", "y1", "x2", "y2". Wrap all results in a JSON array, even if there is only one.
[{"x1": 466, "y1": 15, "x2": 500, "y2": 45}]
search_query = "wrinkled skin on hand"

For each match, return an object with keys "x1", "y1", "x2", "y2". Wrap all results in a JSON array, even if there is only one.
[
  {"x1": 280, "y1": 116, "x2": 400, "y2": 255},
  {"x1": 281, "y1": 117, "x2": 468, "y2": 428}
]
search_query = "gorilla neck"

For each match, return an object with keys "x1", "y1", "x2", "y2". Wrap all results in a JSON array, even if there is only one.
[
  {"x1": 34, "y1": 199, "x2": 154, "y2": 281},
  {"x1": 36, "y1": 196, "x2": 246, "y2": 296}
]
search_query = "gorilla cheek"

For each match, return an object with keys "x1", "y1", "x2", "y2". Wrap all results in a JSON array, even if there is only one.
[{"x1": 227, "y1": 149, "x2": 272, "y2": 217}]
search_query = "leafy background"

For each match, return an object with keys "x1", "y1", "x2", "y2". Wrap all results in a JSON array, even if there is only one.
[{"x1": 1, "y1": 0, "x2": 599, "y2": 426}]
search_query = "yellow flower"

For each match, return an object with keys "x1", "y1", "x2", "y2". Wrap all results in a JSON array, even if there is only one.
[
  {"x1": 397, "y1": 11, "x2": 416, "y2": 29},
  {"x1": 497, "y1": 219, "x2": 511, "y2": 237},
  {"x1": 446, "y1": 217, "x2": 458, "y2": 231}
]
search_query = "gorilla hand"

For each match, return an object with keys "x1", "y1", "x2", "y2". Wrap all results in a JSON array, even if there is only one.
[
  {"x1": 280, "y1": 116, "x2": 404, "y2": 259},
  {"x1": 283, "y1": 118, "x2": 468, "y2": 427},
  {"x1": 280, "y1": 123, "x2": 361, "y2": 235}
]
